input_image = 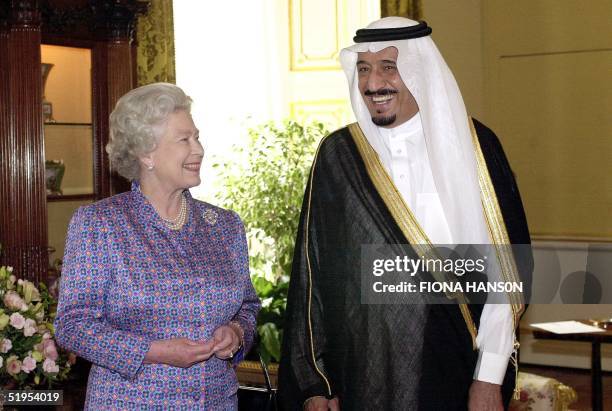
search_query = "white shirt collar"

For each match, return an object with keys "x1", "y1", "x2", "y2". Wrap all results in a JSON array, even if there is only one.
[
  {"x1": 378, "y1": 113, "x2": 426, "y2": 158},
  {"x1": 379, "y1": 112, "x2": 421, "y2": 136}
]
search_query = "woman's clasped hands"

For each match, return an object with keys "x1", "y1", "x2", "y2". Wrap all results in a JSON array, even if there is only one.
[{"x1": 144, "y1": 324, "x2": 241, "y2": 368}]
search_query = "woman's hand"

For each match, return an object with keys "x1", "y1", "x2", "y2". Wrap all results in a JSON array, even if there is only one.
[
  {"x1": 212, "y1": 324, "x2": 241, "y2": 360},
  {"x1": 144, "y1": 338, "x2": 215, "y2": 368}
]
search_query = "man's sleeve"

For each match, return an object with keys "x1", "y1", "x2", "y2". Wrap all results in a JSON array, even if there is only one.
[
  {"x1": 471, "y1": 118, "x2": 534, "y2": 387},
  {"x1": 473, "y1": 303, "x2": 513, "y2": 384},
  {"x1": 278, "y1": 176, "x2": 334, "y2": 409}
]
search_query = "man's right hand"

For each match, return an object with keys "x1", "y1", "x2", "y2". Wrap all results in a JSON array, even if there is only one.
[
  {"x1": 304, "y1": 396, "x2": 340, "y2": 411},
  {"x1": 145, "y1": 338, "x2": 216, "y2": 368}
]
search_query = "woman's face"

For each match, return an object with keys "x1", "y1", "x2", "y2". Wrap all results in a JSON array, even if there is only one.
[{"x1": 145, "y1": 110, "x2": 204, "y2": 192}]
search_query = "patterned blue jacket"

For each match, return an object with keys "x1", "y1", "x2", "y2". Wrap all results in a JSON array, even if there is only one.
[{"x1": 55, "y1": 182, "x2": 260, "y2": 410}]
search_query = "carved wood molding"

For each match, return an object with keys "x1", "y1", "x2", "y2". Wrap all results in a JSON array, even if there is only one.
[
  {"x1": 8, "y1": 0, "x2": 41, "y2": 28},
  {"x1": 107, "y1": 41, "x2": 135, "y2": 195},
  {"x1": 0, "y1": 2, "x2": 9, "y2": 30},
  {"x1": 0, "y1": 10, "x2": 11, "y2": 259},
  {"x1": 92, "y1": 0, "x2": 149, "y2": 42},
  {"x1": 38, "y1": 0, "x2": 148, "y2": 42},
  {"x1": 40, "y1": 1, "x2": 90, "y2": 39},
  {"x1": 91, "y1": 42, "x2": 110, "y2": 199}
]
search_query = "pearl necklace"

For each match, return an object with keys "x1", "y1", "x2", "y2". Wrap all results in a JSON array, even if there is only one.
[{"x1": 160, "y1": 194, "x2": 188, "y2": 230}]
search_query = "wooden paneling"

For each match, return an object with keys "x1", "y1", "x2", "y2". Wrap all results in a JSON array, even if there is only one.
[
  {"x1": 498, "y1": 51, "x2": 612, "y2": 239},
  {"x1": 0, "y1": 0, "x2": 47, "y2": 282},
  {"x1": 107, "y1": 42, "x2": 134, "y2": 107},
  {"x1": 0, "y1": 0, "x2": 147, "y2": 281},
  {"x1": 482, "y1": 0, "x2": 612, "y2": 240},
  {"x1": 478, "y1": 0, "x2": 612, "y2": 371},
  {"x1": 107, "y1": 40, "x2": 135, "y2": 195},
  {"x1": 483, "y1": 1, "x2": 611, "y2": 58},
  {"x1": 1, "y1": 6, "x2": 10, "y2": 251},
  {"x1": 92, "y1": 41, "x2": 111, "y2": 199},
  {"x1": 0, "y1": 20, "x2": 12, "y2": 273}
]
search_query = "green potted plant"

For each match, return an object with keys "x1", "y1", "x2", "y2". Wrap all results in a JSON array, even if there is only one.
[{"x1": 215, "y1": 120, "x2": 327, "y2": 369}]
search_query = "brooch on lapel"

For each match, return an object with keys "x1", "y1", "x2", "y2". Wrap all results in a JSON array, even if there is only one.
[{"x1": 202, "y1": 209, "x2": 218, "y2": 225}]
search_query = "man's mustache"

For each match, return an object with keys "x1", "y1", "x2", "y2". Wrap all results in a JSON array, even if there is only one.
[{"x1": 364, "y1": 89, "x2": 398, "y2": 96}]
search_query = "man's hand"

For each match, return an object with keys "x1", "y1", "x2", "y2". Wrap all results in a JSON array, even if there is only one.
[
  {"x1": 304, "y1": 396, "x2": 340, "y2": 411},
  {"x1": 468, "y1": 380, "x2": 503, "y2": 411},
  {"x1": 145, "y1": 338, "x2": 215, "y2": 368}
]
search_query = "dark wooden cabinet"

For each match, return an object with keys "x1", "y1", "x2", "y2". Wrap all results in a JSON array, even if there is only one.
[{"x1": 0, "y1": 0, "x2": 149, "y2": 282}]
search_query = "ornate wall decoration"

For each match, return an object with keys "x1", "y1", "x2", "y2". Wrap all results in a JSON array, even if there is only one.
[
  {"x1": 289, "y1": 0, "x2": 353, "y2": 71},
  {"x1": 381, "y1": 0, "x2": 422, "y2": 20},
  {"x1": 136, "y1": 0, "x2": 175, "y2": 85}
]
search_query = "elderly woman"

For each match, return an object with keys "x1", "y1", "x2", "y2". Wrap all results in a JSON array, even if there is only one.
[{"x1": 54, "y1": 83, "x2": 260, "y2": 409}]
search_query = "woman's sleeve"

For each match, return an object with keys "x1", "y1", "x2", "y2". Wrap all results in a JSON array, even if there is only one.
[
  {"x1": 228, "y1": 212, "x2": 261, "y2": 360},
  {"x1": 54, "y1": 206, "x2": 152, "y2": 380}
]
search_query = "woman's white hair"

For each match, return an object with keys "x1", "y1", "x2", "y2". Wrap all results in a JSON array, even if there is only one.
[{"x1": 106, "y1": 82, "x2": 193, "y2": 181}]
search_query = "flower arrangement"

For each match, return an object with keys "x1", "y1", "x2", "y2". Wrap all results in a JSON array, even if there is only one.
[{"x1": 0, "y1": 265, "x2": 72, "y2": 388}]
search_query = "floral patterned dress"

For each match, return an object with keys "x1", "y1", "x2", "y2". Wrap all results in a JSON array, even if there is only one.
[{"x1": 54, "y1": 183, "x2": 260, "y2": 410}]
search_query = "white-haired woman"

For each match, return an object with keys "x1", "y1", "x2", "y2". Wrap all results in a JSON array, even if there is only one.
[{"x1": 54, "y1": 83, "x2": 260, "y2": 409}]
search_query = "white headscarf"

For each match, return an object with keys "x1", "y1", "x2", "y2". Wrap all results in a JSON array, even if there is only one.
[{"x1": 340, "y1": 17, "x2": 490, "y2": 245}]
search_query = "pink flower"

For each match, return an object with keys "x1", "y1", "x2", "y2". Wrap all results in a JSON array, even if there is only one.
[
  {"x1": 4, "y1": 291, "x2": 26, "y2": 311},
  {"x1": 42, "y1": 358, "x2": 59, "y2": 373},
  {"x1": 21, "y1": 356, "x2": 36, "y2": 373},
  {"x1": 1, "y1": 338, "x2": 12, "y2": 353},
  {"x1": 42, "y1": 338, "x2": 59, "y2": 361},
  {"x1": 6, "y1": 355, "x2": 22, "y2": 376},
  {"x1": 9, "y1": 312, "x2": 25, "y2": 329},
  {"x1": 23, "y1": 318, "x2": 37, "y2": 337}
]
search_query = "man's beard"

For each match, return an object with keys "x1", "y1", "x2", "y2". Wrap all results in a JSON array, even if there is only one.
[
  {"x1": 364, "y1": 88, "x2": 398, "y2": 127},
  {"x1": 372, "y1": 114, "x2": 396, "y2": 126}
]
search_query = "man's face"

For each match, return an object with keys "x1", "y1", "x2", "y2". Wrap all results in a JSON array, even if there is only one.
[{"x1": 357, "y1": 47, "x2": 418, "y2": 128}]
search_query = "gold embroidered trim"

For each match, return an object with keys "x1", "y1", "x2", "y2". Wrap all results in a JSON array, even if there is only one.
[
  {"x1": 468, "y1": 118, "x2": 525, "y2": 399},
  {"x1": 347, "y1": 123, "x2": 478, "y2": 347},
  {"x1": 347, "y1": 120, "x2": 526, "y2": 394},
  {"x1": 304, "y1": 135, "x2": 333, "y2": 397},
  {"x1": 468, "y1": 119, "x2": 525, "y2": 321}
]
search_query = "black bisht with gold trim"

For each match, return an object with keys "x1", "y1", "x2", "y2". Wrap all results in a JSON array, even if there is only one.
[{"x1": 278, "y1": 119, "x2": 533, "y2": 410}]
